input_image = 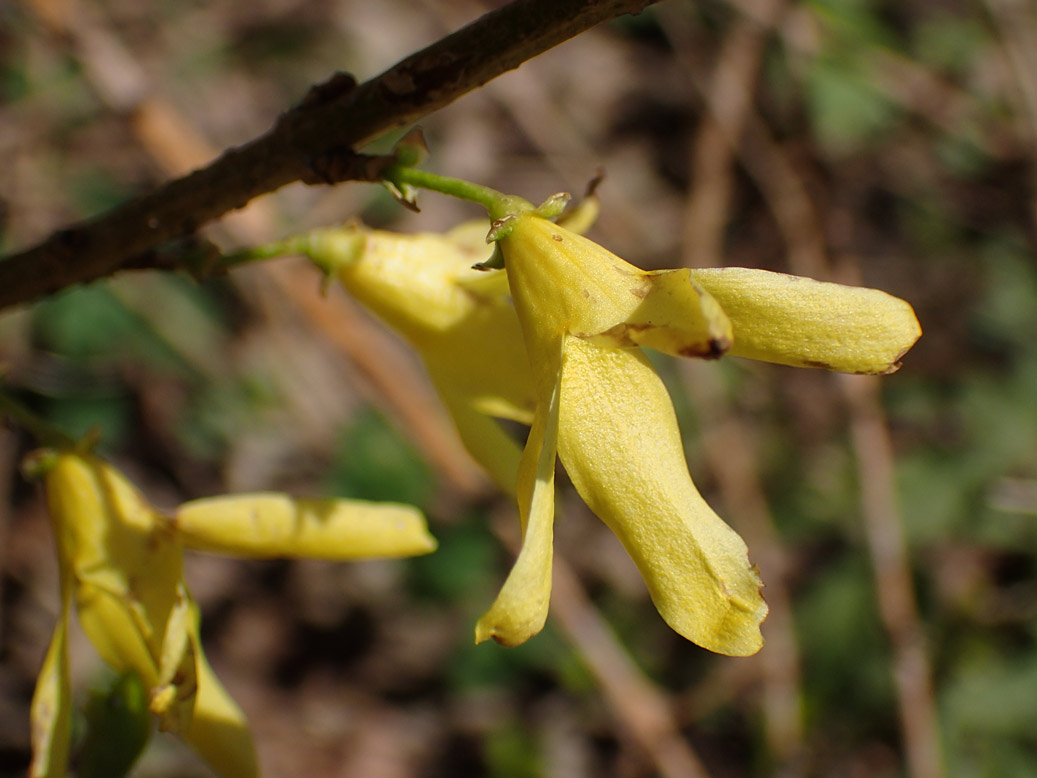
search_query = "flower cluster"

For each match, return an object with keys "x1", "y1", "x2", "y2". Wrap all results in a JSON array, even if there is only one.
[
  {"x1": 284, "y1": 189, "x2": 921, "y2": 656},
  {"x1": 17, "y1": 160, "x2": 922, "y2": 777},
  {"x1": 27, "y1": 448, "x2": 435, "y2": 778}
]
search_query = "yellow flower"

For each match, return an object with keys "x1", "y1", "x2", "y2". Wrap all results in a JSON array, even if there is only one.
[
  {"x1": 474, "y1": 201, "x2": 922, "y2": 655},
  {"x1": 28, "y1": 449, "x2": 436, "y2": 778},
  {"x1": 298, "y1": 222, "x2": 534, "y2": 493},
  {"x1": 270, "y1": 192, "x2": 919, "y2": 655}
]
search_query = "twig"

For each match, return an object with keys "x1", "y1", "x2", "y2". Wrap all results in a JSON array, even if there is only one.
[
  {"x1": 839, "y1": 370, "x2": 945, "y2": 778},
  {"x1": 661, "y1": 2, "x2": 807, "y2": 769},
  {"x1": 0, "y1": 0, "x2": 658, "y2": 311},
  {"x1": 661, "y1": 0, "x2": 788, "y2": 267},
  {"x1": 0, "y1": 429, "x2": 16, "y2": 647},
  {"x1": 681, "y1": 360, "x2": 806, "y2": 772},
  {"x1": 982, "y1": 0, "x2": 1037, "y2": 233},
  {"x1": 549, "y1": 551, "x2": 715, "y2": 778}
]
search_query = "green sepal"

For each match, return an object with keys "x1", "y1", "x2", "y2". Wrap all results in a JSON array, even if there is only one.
[{"x1": 75, "y1": 671, "x2": 151, "y2": 778}]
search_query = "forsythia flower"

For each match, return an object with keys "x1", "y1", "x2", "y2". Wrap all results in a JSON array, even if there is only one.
[
  {"x1": 28, "y1": 448, "x2": 436, "y2": 778},
  {"x1": 267, "y1": 192, "x2": 920, "y2": 656},
  {"x1": 473, "y1": 197, "x2": 922, "y2": 654}
]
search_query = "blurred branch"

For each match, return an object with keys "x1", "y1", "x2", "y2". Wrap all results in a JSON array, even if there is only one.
[
  {"x1": 550, "y1": 551, "x2": 715, "y2": 778},
  {"x1": 983, "y1": 0, "x2": 1037, "y2": 234},
  {"x1": 0, "y1": 0, "x2": 658, "y2": 311},
  {"x1": 662, "y1": 2, "x2": 807, "y2": 770},
  {"x1": 0, "y1": 429, "x2": 15, "y2": 647},
  {"x1": 839, "y1": 371, "x2": 945, "y2": 778}
]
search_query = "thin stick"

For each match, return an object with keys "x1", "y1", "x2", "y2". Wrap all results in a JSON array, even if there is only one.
[
  {"x1": 662, "y1": 1, "x2": 807, "y2": 768},
  {"x1": 549, "y1": 551, "x2": 715, "y2": 778},
  {"x1": 840, "y1": 372, "x2": 945, "y2": 778}
]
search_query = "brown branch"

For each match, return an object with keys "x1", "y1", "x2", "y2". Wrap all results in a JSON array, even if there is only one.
[
  {"x1": 0, "y1": 0, "x2": 657, "y2": 311},
  {"x1": 839, "y1": 370, "x2": 945, "y2": 778}
]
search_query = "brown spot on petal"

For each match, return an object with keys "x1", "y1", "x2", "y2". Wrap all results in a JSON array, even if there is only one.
[
  {"x1": 708, "y1": 337, "x2": 729, "y2": 359},
  {"x1": 629, "y1": 281, "x2": 650, "y2": 300},
  {"x1": 802, "y1": 358, "x2": 837, "y2": 371},
  {"x1": 551, "y1": 233, "x2": 563, "y2": 242},
  {"x1": 592, "y1": 322, "x2": 637, "y2": 347},
  {"x1": 678, "y1": 336, "x2": 731, "y2": 359}
]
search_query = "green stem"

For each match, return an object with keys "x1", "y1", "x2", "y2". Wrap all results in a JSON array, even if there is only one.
[
  {"x1": 0, "y1": 389, "x2": 76, "y2": 448},
  {"x1": 215, "y1": 232, "x2": 327, "y2": 273},
  {"x1": 386, "y1": 167, "x2": 533, "y2": 220},
  {"x1": 215, "y1": 241, "x2": 302, "y2": 273}
]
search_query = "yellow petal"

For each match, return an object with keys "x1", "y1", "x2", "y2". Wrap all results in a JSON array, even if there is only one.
[
  {"x1": 311, "y1": 226, "x2": 492, "y2": 342},
  {"x1": 557, "y1": 337, "x2": 767, "y2": 656},
  {"x1": 75, "y1": 581, "x2": 161, "y2": 688},
  {"x1": 28, "y1": 579, "x2": 72, "y2": 778},
  {"x1": 594, "y1": 269, "x2": 733, "y2": 358},
  {"x1": 44, "y1": 452, "x2": 162, "y2": 579},
  {"x1": 422, "y1": 297, "x2": 535, "y2": 426},
  {"x1": 502, "y1": 215, "x2": 734, "y2": 360},
  {"x1": 502, "y1": 213, "x2": 649, "y2": 342},
  {"x1": 475, "y1": 349, "x2": 562, "y2": 646},
  {"x1": 150, "y1": 583, "x2": 198, "y2": 735},
  {"x1": 175, "y1": 493, "x2": 436, "y2": 559},
  {"x1": 439, "y1": 389, "x2": 524, "y2": 495},
  {"x1": 44, "y1": 452, "x2": 185, "y2": 688},
  {"x1": 181, "y1": 604, "x2": 258, "y2": 778},
  {"x1": 309, "y1": 222, "x2": 537, "y2": 437},
  {"x1": 445, "y1": 218, "x2": 499, "y2": 254},
  {"x1": 689, "y1": 267, "x2": 922, "y2": 374}
]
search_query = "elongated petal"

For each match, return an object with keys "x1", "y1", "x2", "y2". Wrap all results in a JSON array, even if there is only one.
[
  {"x1": 46, "y1": 451, "x2": 185, "y2": 683},
  {"x1": 439, "y1": 389, "x2": 524, "y2": 495},
  {"x1": 182, "y1": 604, "x2": 258, "y2": 778},
  {"x1": 150, "y1": 583, "x2": 197, "y2": 735},
  {"x1": 423, "y1": 301, "x2": 535, "y2": 426},
  {"x1": 175, "y1": 493, "x2": 435, "y2": 559},
  {"x1": 690, "y1": 267, "x2": 922, "y2": 374},
  {"x1": 76, "y1": 581, "x2": 162, "y2": 689},
  {"x1": 307, "y1": 226, "x2": 492, "y2": 342},
  {"x1": 308, "y1": 222, "x2": 537, "y2": 430},
  {"x1": 475, "y1": 353, "x2": 562, "y2": 646},
  {"x1": 594, "y1": 269, "x2": 733, "y2": 358},
  {"x1": 558, "y1": 338, "x2": 767, "y2": 656},
  {"x1": 44, "y1": 453, "x2": 162, "y2": 581},
  {"x1": 28, "y1": 580, "x2": 72, "y2": 778}
]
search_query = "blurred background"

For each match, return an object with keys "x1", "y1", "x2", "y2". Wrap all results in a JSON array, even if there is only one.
[{"x1": 2, "y1": 0, "x2": 1036, "y2": 776}]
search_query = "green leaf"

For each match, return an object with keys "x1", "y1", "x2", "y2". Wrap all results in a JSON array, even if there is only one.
[{"x1": 326, "y1": 409, "x2": 434, "y2": 506}]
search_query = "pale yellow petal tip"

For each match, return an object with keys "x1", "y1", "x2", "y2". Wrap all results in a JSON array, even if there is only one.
[
  {"x1": 473, "y1": 604, "x2": 546, "y2": 647},
  {"x1": 706, "y1": 572, "x2": 769, "y2": 658},
  {"x1": 408, "y1": 526, "x2": 439, "y2": 555},
  {"x1": 880, "y1": 309, "x2": 923, "y2": 375},
  {"x1": 658, "y1": 562, "x2": 769, "y2": 658},
  {"x1": 472, "y1": 561, "x2": 552, "y2": 648}
]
